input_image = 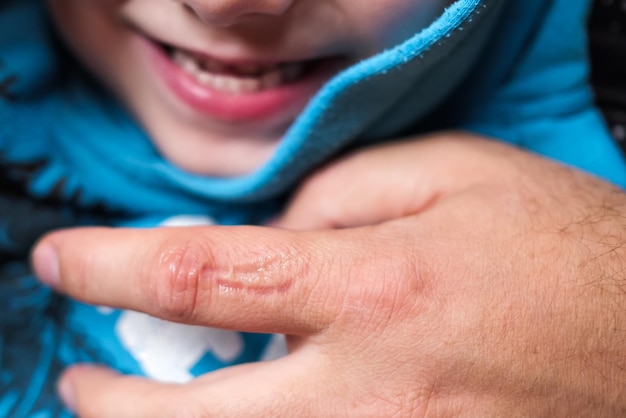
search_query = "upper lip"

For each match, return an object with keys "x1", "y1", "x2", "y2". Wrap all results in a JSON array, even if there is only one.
[{"x1": 127, "y1": 19, "x2": 330, "y2": 68}]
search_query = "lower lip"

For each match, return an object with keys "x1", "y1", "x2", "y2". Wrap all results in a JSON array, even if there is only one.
[{"x1": 142, "y1": 38, "x2": 342, "y2": 123}]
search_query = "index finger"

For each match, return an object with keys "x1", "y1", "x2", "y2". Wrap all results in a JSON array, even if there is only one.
[{"x1": 31, "y1": 226, "x2": 356, "y2": 335}]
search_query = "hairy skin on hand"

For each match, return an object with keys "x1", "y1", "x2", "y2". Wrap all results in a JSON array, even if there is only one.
[{"x1": 277, "y1": 134, "x2": 626, "y2": 416}]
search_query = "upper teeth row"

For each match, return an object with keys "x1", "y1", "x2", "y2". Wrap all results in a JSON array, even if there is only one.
[{"x1": 172, "y1": 49, "x2": 303, "y2": 94}]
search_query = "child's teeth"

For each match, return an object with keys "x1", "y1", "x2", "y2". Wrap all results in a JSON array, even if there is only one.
[
  {"x1": 239, "y1": 78, "x2": 263, "y2": 93},
  {"x1": 171, "y1": 48, "x2": 305, "y2": 94},
  {"x1": 196, "y1": 73, "x2": 262, "y2": 94},
  {"x1": 173, "y1": 50, "x2": 199, "y2": 73}
]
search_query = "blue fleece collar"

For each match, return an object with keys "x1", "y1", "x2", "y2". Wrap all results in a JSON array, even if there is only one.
[{"x1": 0, "y1": 0, "x2": 495, "y2": 220}]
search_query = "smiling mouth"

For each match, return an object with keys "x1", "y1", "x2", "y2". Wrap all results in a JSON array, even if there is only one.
[
  {"x1": 157, "y1": 42, "x2": 321, "y2": 95},
  {"x1": 130, "y1": 19, "x2": 352, "y2": 121}
]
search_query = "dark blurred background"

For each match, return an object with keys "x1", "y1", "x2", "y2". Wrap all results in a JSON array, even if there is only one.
[{"x1": 589, "y1": 0, "x2": 626, "y2": 152}]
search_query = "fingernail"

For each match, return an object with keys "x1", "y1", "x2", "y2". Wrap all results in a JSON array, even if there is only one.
[
  {"x1": 58, "y1": 377, "x2": 76, "y2": 412},
  {"x1": 32, "y1": 242, "x2": 60, "y2": 287}
]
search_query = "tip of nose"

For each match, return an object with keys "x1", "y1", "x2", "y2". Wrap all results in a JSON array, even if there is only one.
[{"x1": 181, "y1": 1, "x2": 293, "y2": 27}]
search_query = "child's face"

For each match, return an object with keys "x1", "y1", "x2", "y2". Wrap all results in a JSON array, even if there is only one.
[{"x1": 47, "y1": 0, "x2": 452, "y2": 175}]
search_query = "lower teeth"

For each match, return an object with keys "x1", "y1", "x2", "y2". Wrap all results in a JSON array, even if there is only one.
[{"x1": 171, "y1": 49, "x2": 303, "y2": 94}]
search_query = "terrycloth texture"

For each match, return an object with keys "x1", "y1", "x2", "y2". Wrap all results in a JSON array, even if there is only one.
[{"x1": 1, "y1": 0, "x2": 624, "y2": 416}]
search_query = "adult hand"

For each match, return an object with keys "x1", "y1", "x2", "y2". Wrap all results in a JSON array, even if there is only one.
[{"x1": 32, "y1": 134, "x2": 626, "y2": 417}]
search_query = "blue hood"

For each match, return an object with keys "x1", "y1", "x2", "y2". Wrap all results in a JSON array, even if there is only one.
[{"x1": 1, "y1": 0, "x2": 623, "y2": 224}]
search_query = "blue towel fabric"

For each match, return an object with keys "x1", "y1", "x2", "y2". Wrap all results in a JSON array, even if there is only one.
[{"x1": 1, "y1": 0, "x2": 624, "y2": 416}]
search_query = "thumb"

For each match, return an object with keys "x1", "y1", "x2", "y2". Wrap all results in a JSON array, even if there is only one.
[{"x1": 276, "y1": 133, "x2": 508, "y2": 230}]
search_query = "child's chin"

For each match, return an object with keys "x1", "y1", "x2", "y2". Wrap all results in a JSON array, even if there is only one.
[{"x1": 154, "y1": 133, "x2": 279, "y2": 177}]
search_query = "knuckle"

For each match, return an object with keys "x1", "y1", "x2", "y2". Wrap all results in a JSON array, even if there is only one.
[
  {"x1": 369, "y1": 251, "x2": 432, "y2": 314},
  {"x1": 336, "y1": 231, "x2": 436, "y2": 331},
  {"x1": 146, "y1": 234, "x2": 215, "y2": 323}
]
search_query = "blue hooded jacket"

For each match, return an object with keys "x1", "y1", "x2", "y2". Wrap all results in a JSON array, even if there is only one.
[{"x1": 1, "y1": 0, "x2": 624, "y2": 416}]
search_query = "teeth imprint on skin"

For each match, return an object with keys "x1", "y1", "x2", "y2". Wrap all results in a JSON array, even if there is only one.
[{"x1": 172, "y1": 49, "x2": 304, "y2": 94}]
